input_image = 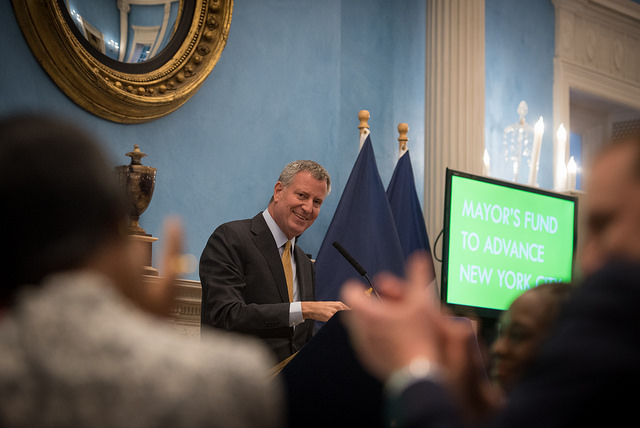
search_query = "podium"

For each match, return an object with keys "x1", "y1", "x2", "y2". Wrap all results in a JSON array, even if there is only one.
[{"x1": 279, "y1": 311, "x2": 385, "y2": 428}]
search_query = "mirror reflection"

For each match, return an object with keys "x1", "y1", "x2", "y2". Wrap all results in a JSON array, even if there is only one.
[{"x1": 65, "y1": 0, "x2": 182, "y2": 63}]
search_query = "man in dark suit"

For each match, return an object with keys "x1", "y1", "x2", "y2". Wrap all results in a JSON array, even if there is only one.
[
  {"x1": 200, "y1": 160, "x2": 348, "y2": 362},
  {"x1": 340, "y1": 133, "x2": 640, "y2": 427}
]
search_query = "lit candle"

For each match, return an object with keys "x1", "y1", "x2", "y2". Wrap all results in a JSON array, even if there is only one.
[
  {"x1": 555, "y1": 124, "x2": 567, "y2": 191},
  {"x1": 528, "y1": 117, "x2": 544, "y2": 186},
  {"x1": 483, "y1": 148, "x2": 490, "y2": 176},
  {"x1": 566, "y1": 156, "x2": 577, "y2": 190}
]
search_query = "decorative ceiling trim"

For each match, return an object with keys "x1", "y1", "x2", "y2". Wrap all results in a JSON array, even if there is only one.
[{"x1": 552, "y1": 0, "x2": 640, "y2": 189}]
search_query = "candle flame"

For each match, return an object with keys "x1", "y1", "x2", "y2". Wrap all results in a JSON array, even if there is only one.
[
  {"x1": 557, "y1": 123, "x2": 567, "y2": 142},
  {"x1": 535, "y1": 116, "x2": 544, "y2": 135}
]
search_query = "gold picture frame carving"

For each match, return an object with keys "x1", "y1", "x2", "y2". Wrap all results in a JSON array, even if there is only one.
[{"x1": 12, "y1": 0, "x2": 233, "y2": 123}]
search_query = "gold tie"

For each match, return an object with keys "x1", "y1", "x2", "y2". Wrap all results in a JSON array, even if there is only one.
[{"x1": 282, "y1": 240, "x2": 294, "y2": 302}]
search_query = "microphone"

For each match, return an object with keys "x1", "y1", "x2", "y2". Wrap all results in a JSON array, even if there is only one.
[{"x1": 332, "y1": 242, "x2": 380, "y2": 299}]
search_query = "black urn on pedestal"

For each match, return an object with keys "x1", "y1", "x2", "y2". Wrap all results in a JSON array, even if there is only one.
[
  {"x1": 115, "y1": 145, "x2": 156, "y2": 236},
  {"x1": 115, "y1": 145, "x2": 158, "y2": 275}
]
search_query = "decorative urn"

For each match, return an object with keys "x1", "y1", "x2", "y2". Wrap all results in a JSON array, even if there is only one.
[{"x1": 115, "y1": 145, "x2": 156, "y2": 236}]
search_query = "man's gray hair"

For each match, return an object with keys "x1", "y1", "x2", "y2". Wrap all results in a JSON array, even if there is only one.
[{"x1": 272, "y1": 160, "x2": 331, "y2": 201}]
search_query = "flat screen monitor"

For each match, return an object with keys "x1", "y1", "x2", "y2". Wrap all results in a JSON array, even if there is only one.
[{"x1": 441, "y1": 168, "x2": 578, "y2": 319}]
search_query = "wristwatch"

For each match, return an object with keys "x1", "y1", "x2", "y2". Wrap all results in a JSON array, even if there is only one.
[{"x1": 385, "y1": 357, "x2": 444, "y2": 396}]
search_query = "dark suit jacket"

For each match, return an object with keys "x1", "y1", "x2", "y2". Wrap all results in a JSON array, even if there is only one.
[
  {"x1": 199, "y1": 213, "x2": 315, "y2": 362},
  {"x1": 394, "y1": 260, "x2": 640, "y2": 428}
]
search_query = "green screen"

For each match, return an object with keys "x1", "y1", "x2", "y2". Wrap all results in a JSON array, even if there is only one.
[{"x1": 445, "y1": 174, "x2": 576, "y2": 312}]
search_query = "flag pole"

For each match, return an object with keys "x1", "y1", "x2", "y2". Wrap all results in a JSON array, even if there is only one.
[
  {"x1": 397, "y1": 122, "x2": 409, "y2": 158},
  {"x1": 358, "y1": 110, "x2": 370, "y2": 136},
  {"x1": 358, "y1": 110, "x2": 370, "y2": 149},
  {"x1": 357, "y1": 109, "x2": 380, "y2": 298}
]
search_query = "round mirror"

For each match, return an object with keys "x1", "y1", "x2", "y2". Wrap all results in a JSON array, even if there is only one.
[
  {"x1": 64, "y1": 0, "x2": 185, "y2": 66},
  {"x1": 12, "y1": 0, "x2": 233, "y2": 123}
]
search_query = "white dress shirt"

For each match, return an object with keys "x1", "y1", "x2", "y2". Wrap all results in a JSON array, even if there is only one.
[{"x1": 262, "y1": 209, "x2": 304, "y2": 327}]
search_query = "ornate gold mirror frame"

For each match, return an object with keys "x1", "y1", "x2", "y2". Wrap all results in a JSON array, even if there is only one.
[{"x1": 11, "y1": 0, "x2": 232, "y2": 123}]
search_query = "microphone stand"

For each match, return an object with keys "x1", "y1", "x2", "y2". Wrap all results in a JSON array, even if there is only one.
[{"x1": 332, "y1": 242, "x2": 381, "y2": 299}]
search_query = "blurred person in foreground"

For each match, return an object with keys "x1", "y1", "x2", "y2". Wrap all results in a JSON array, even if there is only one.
[
  {"x1": 341, "y1": 133, "x2": 640, "y2": 428},
  {"x1": 0, "y1": 114, "x2": 282, "y2": 428}
]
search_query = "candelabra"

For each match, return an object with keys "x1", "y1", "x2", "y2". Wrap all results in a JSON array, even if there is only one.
[{"x1": 502, "y1": 101, "x2": 543, "y2": 185}]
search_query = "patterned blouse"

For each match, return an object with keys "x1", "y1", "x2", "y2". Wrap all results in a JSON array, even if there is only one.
[{"x1": 0, "y1": 270, "x2": 283, "y2": 428}]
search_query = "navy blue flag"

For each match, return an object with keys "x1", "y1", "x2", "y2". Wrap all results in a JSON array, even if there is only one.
[
  {"x1": 314, "y1": 135, "x2": 405, "y2": 303},
  {"x1": 386, "y1": 150, "x2": 438, "y2": 293},
  {"x1": 386, "y1": 150, "x2": 433, "y2": 259}
]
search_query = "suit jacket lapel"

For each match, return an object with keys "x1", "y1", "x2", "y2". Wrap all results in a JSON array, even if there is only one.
[
  {"x1": 250, "y1": 213, "x2": 289, "y2": 303},
  {"x1": 294, "y1": 246, "x2": 314, "y2": 301}
]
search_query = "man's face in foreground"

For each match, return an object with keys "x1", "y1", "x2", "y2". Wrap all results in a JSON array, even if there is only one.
[{"x1": 582, "y1": 140, "x2": 640, "y2": 275}]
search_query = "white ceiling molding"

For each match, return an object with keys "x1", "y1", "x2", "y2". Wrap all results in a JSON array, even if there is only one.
[{"x1": 552, "y1": 0, "x2": 640, "y2": 190}]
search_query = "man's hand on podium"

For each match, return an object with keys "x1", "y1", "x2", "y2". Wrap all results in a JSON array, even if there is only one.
[{"x1": 301, "y1": 301, "x2": 350, "y2": 322}]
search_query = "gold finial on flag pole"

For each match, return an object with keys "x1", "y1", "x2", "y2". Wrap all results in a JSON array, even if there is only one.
[
  {"x1": 358, "y1": 110, "x2": 370, "y2": 136},
  {"x1": 398, "y1": 123, "x2": 409, "y2": 156},
  {"x1": 358, "y1": 110, "x2": 371, "y2": 150}
]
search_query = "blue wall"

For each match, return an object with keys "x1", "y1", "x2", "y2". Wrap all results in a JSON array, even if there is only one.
[
  {"x1": 1, "y1": 0, "x2": 426, "y2": 280},
  {"x1": 485, "y1": 0, "x2": 555, "y2": 188},
  {"x1": 1, "y1": 1, "x2": 558, "y2": 280}
]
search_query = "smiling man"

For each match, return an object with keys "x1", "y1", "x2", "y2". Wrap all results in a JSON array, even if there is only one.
[{"x1": 200, "y1": 160, "x2": 348, "y2": 362}]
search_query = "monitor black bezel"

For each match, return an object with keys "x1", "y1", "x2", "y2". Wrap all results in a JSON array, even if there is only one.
[{"x1": 440, "y1": 168, "x2": 579, "y2": 319}]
